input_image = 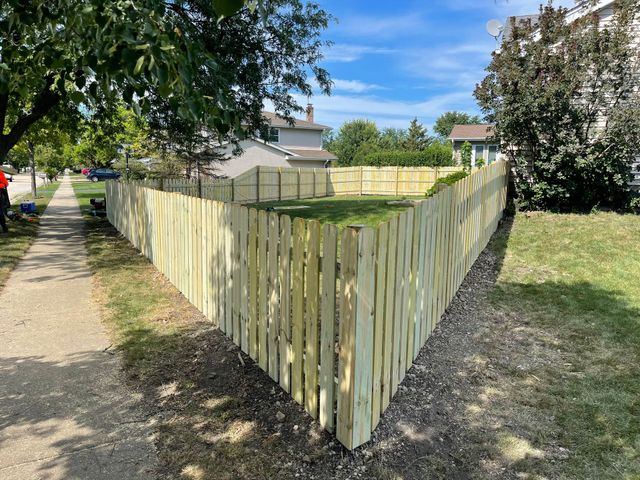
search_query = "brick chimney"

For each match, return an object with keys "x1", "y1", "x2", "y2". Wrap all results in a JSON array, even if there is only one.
[{"x1": 306, "y1": 103, "x2": 314, "y2": 123}]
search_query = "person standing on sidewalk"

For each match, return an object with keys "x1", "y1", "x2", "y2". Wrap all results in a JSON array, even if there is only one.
[{"x1": 0, "y1": 170, "x2": 9, "y2": 233}]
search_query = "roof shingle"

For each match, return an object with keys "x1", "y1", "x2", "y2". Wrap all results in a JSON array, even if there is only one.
[
  {"x1": 448, "y1": 124, "x2": 496, "y2": 140},
  {"x1": 262, "y1": 111, "x2": 330, "y2": 131}
]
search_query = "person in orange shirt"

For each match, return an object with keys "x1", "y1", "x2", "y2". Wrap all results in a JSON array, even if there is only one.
[{"x1": 0, "y1": 170, "x2": 9, "y2": 233}]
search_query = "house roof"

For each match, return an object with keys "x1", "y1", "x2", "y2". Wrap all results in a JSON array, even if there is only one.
[
  {"x1": 448, "y1": 124, "x2": 496, "y2": 141},
  {"x1": 262, "y1": 111, "x2": 330, "y2": 131},
  {"x1": 286, "y1": 148, "x2": 337, "y2": 161},
  {"x1": 245, "y1": 139, "x2": 337, "y2": 162}
]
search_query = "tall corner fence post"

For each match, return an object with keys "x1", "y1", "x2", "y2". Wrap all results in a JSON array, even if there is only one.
[
  {"x1": 336, "y1": 226, "x2": 375, "y2": 449},
  {"x1": 278, "y1": 167, "x2": 282, "y2": 201}
]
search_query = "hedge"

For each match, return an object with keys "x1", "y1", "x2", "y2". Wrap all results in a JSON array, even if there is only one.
[
  {"x1": 358, "y1": 144, "x2": 454, "y2": 167},
  {"x1": 425, "y1": 170, "x2": 469, "y2": 197}
]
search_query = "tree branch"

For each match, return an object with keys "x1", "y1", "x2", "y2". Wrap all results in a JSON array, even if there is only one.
[{"x1": 1, "y1": 79, "x2": 60, "y2": 155}]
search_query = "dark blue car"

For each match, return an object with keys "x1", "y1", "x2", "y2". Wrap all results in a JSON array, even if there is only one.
[{"x1": 87, "y1": 168, "x2": 121, "y2": 182}]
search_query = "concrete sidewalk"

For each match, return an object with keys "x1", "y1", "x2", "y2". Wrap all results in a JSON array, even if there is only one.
[{"x1": 0, "y1": 176, "x2": 157, "y2": 479}]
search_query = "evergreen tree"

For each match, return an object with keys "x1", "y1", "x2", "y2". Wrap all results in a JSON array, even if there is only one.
[{"x1": 403, "y1": 118, "x2": 431, "y2": 151}]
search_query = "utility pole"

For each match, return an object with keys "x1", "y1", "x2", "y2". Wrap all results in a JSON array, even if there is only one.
[{"x1": 28, "y1": 141, "x2": 37, "y2": 198}]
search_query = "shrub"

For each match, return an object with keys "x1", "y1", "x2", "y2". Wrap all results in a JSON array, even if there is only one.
[
  {"x1": 363, "y1": 143, "x2": 453, "y2": 167},
  {"x1": 425, "y1": 170, "x2": 469, "y2": 197},
  {"x1": 460, "y1": 141, "x2": 472, "y2": 170}
]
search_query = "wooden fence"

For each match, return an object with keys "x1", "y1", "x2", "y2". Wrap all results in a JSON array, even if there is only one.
[
  {"x1": 106, "y1": 161, "x2": 509, "y2": 449},
  {"x1": 135, "y1": 165, "x2": 463, "y2": 203}
]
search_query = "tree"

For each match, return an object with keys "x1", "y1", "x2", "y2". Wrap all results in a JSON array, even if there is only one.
[
  {"x1": 475, "y1": 1, "x2": 640, "y2": 211},
  {"x1": 352, "y1": 142, "x2": 381, "y2": 166},
  {"x1": 403, "y1": 118, "x2": 431, "y2": 151},
  {"x1": 433, "y1": 111, "x2": 482, "y2": 139},
  {"x1": 327, "y1": 120, "x2": 379, "y2": 166},
  {"x1": 70, "y1": 103, "x2": 150, "y2": 169},
  {"x1": 0, "y1": 0, "x2": 330, "y2": 165},
  {"x1": 378, "y1": 128, "x2": 407, "y2": 150}
]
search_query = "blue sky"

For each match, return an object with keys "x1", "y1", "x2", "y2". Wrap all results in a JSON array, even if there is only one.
[{"x1": 303, "y1": 0, "x2": 574, "y2": 131}]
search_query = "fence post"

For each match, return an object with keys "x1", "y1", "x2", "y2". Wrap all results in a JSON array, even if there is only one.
[
  {"x1": 395, "y1": 166, "x2": 399, "y2": 196},
  {"x1": 313, "y1": 169, "x2": 317, "y2": 198},
  {"x1": 359, "y1": 166, "x2": 364, "y2": 196},
  {"x1": 337, "y1": 226, "x2": 375, "y2": 449},
  {"x1": 297, "y1": 168, "x2": 301, "y2": 199},
  {"x1": 256, "y1": 166, "x2": 260, "y2": 203},
  {"x1": 231, "y1": 178, "x2": 235, "y2": 202},
  {"x1": 278, "y1": 167, "x2": 282, "y2": 201}
]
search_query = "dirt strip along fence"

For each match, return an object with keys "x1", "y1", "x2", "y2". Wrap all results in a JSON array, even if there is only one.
[
  {"x1": 135, "y1": 165, "x2": 464, "y2": 203},
  {"x1": 106, "y1": 161, "x2": 509, "y2": 449}
]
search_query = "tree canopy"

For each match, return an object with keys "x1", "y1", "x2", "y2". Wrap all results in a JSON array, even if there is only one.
[
  {"x1": 326, "y1": 118, "x2": 451, "y2": 167},
  {"x1": 433, "y1": 111, "x2": 481, "y2": 139},
  {"x1": 0, "y1": 0, "x2": 331, "y2": 163},
  {"x1": 475, "y1": 1, "x2": 640, "y2": 211}
]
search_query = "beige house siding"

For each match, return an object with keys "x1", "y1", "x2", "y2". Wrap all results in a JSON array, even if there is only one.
[
  {"x1": 215, "y1": 140, "x2": 332, "y2": 178},
  {"x1": 276, "y1": 128, "x2": 323, "y2": 150}
]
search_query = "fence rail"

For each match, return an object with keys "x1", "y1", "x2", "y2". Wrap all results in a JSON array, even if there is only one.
[
  {"x1": 134, "y1": 165, "x2": 464, "y2": 203},
  {"x1": 106, "y1": 161, "x2": 509, "y2": 449}
]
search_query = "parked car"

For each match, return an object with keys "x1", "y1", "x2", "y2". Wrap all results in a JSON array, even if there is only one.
[
  {"x1": 5, "y1": 173, "x2": 12, "y2": 182},
  {"x1": 87, "y1": 168, "x2": 121, "y2": 182}
]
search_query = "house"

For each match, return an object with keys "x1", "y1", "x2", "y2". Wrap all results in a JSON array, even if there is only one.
[
  {"x1": 216, "y1": 106, "x2": 337, "y2": 178},
  {"x1": 448, "y1": 124, "x2": 503, "y2": 167}
]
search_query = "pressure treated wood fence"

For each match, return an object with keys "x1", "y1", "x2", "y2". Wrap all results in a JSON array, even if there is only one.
[
  {"x1": 138, "y1": 165, "x2": 463, "y2": 203},
  {"x1": 106, "y1": 161, "x2": 509, "y2": 449}
]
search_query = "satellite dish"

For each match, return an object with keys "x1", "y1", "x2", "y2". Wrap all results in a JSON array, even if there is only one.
[{"x1": 486, "y1": 19, "x2": 504, "y2": 39}]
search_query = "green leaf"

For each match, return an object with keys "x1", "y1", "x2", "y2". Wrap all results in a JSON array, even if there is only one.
[
  {"x1": 134, "y1": 55, "x2": 145, "y2": 75},
  {"x1": 213, "y1": 0, "x2": 245, "y2": 18},
  {"x1": 69, "y1": 91, "x2": 85, "y2": 104}
]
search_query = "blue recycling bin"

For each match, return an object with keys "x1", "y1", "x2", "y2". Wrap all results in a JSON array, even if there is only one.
[{"x1": 20, "y1": 201, "x2": 37, "y2": 214}]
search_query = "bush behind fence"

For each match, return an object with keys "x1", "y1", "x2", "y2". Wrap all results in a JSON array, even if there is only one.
[{"x1": 106, "y1": 161, "x2": 509, "y2": 449}]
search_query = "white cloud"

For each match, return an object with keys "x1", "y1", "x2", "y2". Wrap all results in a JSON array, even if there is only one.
[
  {"x1": 335, "y1": 14, "x2": 426, "y2": 39},
  {"x1": 332, "y1": 79, "x2": 385, "y2": 93},
  {"x1": 322, "y1": 43, "x2": 396, "y2": 63},
  {"x1": 300, "y1": 91, "x2": 481, "y2": 129}
]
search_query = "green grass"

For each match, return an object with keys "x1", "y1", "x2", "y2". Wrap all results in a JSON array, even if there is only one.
[
  {"x1": 71, "y1": 178, "x2": 194, "y2": 376},
  {"x1": 71, "y1": 178, "x2": 107, "y2": 216},
  {"x1": 487, "y1": 212, "x2": 640, "y2": 479},
  {"x1": 0, "y1": 182, "x2": 60, "y2": 289},
  {"x1": 247, "y1": 195, "x2": 419, "y2": 229}
]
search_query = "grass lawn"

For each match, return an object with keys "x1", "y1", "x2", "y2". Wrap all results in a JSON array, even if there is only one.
[
  {"x1": 71, "y1": 178, "x2": 107, "y2": 216},
  {"x1": 0, "y1": 182, "x2": 60, "y2": 290},
  {"x1": 485, "y1": 212, "x2": 640, "y2": 479},
  {"x1": 247, "y1": 195, "x2": 419, "y2": 229}
]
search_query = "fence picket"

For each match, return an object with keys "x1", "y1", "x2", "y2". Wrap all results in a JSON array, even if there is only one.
[
  {"x1": 304, "y1": 220, "x2": 321, "y2": 418},
  {"x1": 319, "y1": 223, "x2": 338, "y2": 431}
]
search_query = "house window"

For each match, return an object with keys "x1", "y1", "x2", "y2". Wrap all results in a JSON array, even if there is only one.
[
  {"x1": 268, "y1": 127, "x2": 280, "y2": 143},
  {"x1": 488, "y1": 145, "x2": 498, "y2": 164},
  {"x1": 473, "y1": 145, "x2": 484, "y2": 166}
]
